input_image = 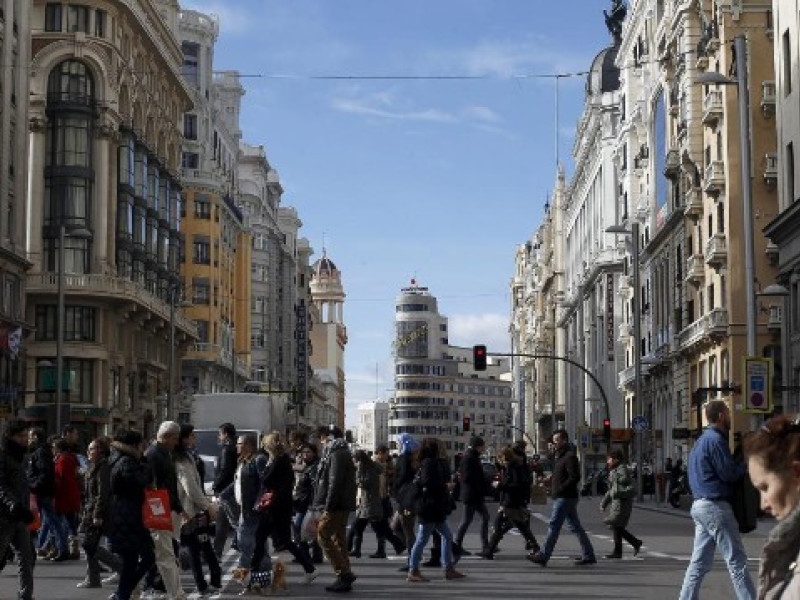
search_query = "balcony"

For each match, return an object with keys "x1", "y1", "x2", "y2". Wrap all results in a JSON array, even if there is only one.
[
  {"x1": 618, "y1": 365, "x2": 636, "y2": 388},
  {"x1": 684, "y1": 187, "x2": 704, "y2": 220},
  {"x1": 678, "y1": 307, "x2": 729, "y2": 350},
  {"x1": 762, "y1": 81, "x2": 776, "y2": 117},
  {"x1": 617, "y1": 274, "x2": 631, "y2": 295},
  {"x1": 685, "y1": 254, "x2": 705, "y2": 286},
  {"x1": 702, "y1": 89, "x2": 724, "y2": 126},
  {"x1": 618, "y1": 323, "x2": 631, "y2": 341},
  {"x1": 764, "y1": 153, "x2": 778, "y2": 188},
  {"x1": 664, "y1": 149, "x2": 680, "y2": 179},
  {"x1": 704, "y1": 161, "x2": 725, "y2": 195},
  {"x1": 704, "y1": 233, "x2": 727, "y2": 269},
  {"x1": 768, "y1": 305, "x2": 783, "y2": 331},
  {"x1": 27, "y1": 273, "x2": 198, "y2": 338}
]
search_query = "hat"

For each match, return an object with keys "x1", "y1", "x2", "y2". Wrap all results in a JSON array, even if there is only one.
[{"x1": 470, "y1": 436, "x2": 485, "y2": 449}]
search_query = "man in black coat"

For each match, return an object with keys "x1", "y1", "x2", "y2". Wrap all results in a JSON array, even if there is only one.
[
  {"x1": 454, "y1": 436, "x2": 491, "y2": 555},
  {"x1": 27, "y1": 426, "x2": 68, "y2": 559},
  {"x1": 528, "y1": 429, "x2": 596, "y2": 567},
  {"x1": 0, "y1": 420, "x2": 35, "y2": 600},
  {"x1": 213, "y1": 422, "x2": 238, "y2": 557}
]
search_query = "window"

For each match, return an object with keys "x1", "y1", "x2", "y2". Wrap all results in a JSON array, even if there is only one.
[
  {"x1": 195, "y1": 320, "x2": 209, "y2": 343},
  {"x1": 1, "y1": 275, "x2": 20, "y2": 319},
  {"x1": 94, "y1": 9, "x2": 106, "y2": 37},
  {"x1": 784, "y1": 30, "x2": 792, "y2": 95},
  {"x1": 181, "y1": 152, "x2": 199, "y2": 169},
  {"x1": 181, "y1": 42, "x2": 200, "y2": 87},
  {"x1": 192, "y1": 237, "x2": 211, "y2": 264},
  {"x1": 45, "y1": 3, "x2": 62, "y2": 31},
  {"x1": 194, "y1": 194, "x2": 211, "y2": 219},
  {"x1": 35, "y1": 305, "x2": 96, "y2": 341},
  {"x1": 788, "y1": 142, "x2": 795, "y2": 202},
  {"x1": 66, "y1": 5, "x2": 90, "y2": 33},
  {"x1": 183, "y1": 114, "x2": 198, "y2": 140}
]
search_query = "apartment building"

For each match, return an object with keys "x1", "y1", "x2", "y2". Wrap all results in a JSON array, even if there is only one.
[
  {"x1": 0, "y1": 0, "x2": 31, "y2": 423},
  {"x1": 175, "y1": 10, "x2": 252, "y2": 400},
  {"x1": 357, "y1": 401, "x2": 389, "y2": 453},
  {"x1": 24, "y1": 0, "x2": 195, "y2": 437}
]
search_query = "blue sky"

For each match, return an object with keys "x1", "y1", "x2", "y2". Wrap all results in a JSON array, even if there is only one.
[{"x1": 183, "y1": 0, "x2": 615, "y2": 427}]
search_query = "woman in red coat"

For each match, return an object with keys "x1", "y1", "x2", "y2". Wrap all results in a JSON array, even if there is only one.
[{"x1": 53, "y1": 437, "x2": 82, "y2": 560}]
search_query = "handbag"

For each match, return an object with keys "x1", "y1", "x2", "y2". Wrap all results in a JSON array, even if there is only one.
[
  {"x1": 142, "y1": 487, "x2": 173, "y2": 531},
  {"x1": 253, "y1": 489, "x2": 275, "y2": 513}
]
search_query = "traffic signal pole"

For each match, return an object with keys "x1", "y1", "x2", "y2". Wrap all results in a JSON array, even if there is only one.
[{"x1": 482, "y1": 350, "x2": 612, "y2": 455}]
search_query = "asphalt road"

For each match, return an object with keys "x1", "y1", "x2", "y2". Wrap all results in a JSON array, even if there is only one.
[{"x1": 0, "y1": 498, "x2": 770, "y2": 599}]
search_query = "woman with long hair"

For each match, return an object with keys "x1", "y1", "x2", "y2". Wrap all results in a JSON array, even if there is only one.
[
  {"x1": 406, "y1": 438, "x2": 465, "y2": 583},
  {"x1": 251, "y1": 432, "x2": 317, "y2": 585},
  {"x1": 174, "y1": 424, "x2": 222, "y2": 595},
  {"x1": 744, "y1": 415, "x2": 800, "y2": 598}
]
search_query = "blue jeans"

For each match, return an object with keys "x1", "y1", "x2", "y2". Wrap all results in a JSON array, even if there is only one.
[
  {"x1": 540, "y1": 497, "x2": 595, "y2": 563},
  {"x1": 236, "y1": 510, "x2": 271, "y2": 572},
  {"x1": 36, "y1": 496, "x2": 68, "y2": 555},
  {"x1": 679, "y1": 499, "x2": 755, "y2": 600},
  {"x1": 409, "y1": 520, "x2": 454, "y2": 571}
]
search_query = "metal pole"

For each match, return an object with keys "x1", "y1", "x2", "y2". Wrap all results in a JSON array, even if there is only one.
[
  {"x1": 231, "y1": 325, "x2": 236, "y2": 392},
  {"x1": 632, "y1": 221, "x2": 644, "y2": 502},
  {"x1": 736, "y1": 34, "x2": 756, "y2": 358},
  {"x1": 55, "y1": 223, "x2": 65, "y2": 435},
  {"x1": 167, "y1": 285, "x2": 175, "y2": 419}
]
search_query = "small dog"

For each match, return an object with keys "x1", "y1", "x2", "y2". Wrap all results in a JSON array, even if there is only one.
[
  {"x1": 271, "y1": 560, "x2": 288, "y2": 593},
  {"x1": 231, "y1": 566, "x2": 250, "y2": 583}
]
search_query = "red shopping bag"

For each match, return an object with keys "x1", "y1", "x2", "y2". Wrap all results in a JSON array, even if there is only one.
[
  {"x1": 28, "y1": 495, "x2": 41, "y2": 532},
  {"x1": 142, "y1": 488, "x2": 173, "y2": 531}
]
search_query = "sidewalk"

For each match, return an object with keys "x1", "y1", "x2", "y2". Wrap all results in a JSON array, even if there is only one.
[{"x1": 632, "y1": 495, "x2": 776, "y2": 535}]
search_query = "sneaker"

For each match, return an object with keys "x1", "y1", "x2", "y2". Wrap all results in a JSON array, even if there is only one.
[
  {"x1": 102, "y1": 573, "x2": 119, "y2": 585},
  {"x1": 77, "y1": 579, "x2": 102, "y2": 589},
  {"x1": 304, "y1": 571, "x2": 319, "y2": 584}
]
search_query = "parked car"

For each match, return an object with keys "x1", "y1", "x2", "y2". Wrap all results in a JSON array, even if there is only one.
[{"x1": 481, "y1": 461, "x2": 501, "y2": 501}]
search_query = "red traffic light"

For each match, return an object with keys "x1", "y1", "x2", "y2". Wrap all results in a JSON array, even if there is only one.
[
  {"x1": 473, "y1": 345, "x2": 487, "y2": 371},
  {"x1": 603, "y1": 418, "x2": 611, "y2": 427}
]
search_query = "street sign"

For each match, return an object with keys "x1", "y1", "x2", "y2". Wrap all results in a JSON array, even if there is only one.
[
  {"x1": 744, "y1": 357, "x2": 773, "y2": 413},
  {"x1": 632, "y1": 415, "x2": 649, "y2": 432}
]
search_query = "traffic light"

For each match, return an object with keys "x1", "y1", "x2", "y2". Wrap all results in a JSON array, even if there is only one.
[
  {"x1": 463, "y1": 416, "x2": 471, "y2": 432},
  {"x1": 603, "y1": 418, "x2": 612, "y2": 444},
  {"x1": 473, "y1": 345, "x2": 487, "y2": 371}
]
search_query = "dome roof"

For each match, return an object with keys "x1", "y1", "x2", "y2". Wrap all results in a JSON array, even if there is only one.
[
  {"x1": 586, "y1": 44, "x2": 620, "y2": 97},
  {"x1": 314, "y1": 255, "x2": 338, "y2": 277}
]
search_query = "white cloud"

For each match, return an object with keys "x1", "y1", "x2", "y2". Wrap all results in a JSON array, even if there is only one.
[{"x1": 447, "y1": 313, "x2": 510, "y2": 352}]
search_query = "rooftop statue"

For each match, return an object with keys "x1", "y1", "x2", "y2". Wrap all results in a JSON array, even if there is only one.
[{"x1": 604, "y1": 0, "x2": 627, "y2": 44}]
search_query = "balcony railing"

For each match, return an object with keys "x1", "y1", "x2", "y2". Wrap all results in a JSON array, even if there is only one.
[
  {"x1": 702, "y1": 89, "x2": 724, "y2": 126},
  {"x1": 678, "y1": 307, "x2": 729, "y2": 349},
  {"x1": 762, "y1": 81, "x2": 776, "y2": 117},
  {"x1": 768, "y1": 305, "x2": 783, "y2": 331},
  {"x1": 765, "y1": 153, "x2": 778, "y2": 187},
  {"x1": 685, "y1": 254, "x2": 705, "y2": 286},
  {"x1": 704, "y1": 160, "x2": 725, "y2": 195},
  {"x1": 704, "y1": 233, "x2": 727, "y2": 269},
  {"x1": 618, "y1": 365, "x2": 636, "y2": 388},
  {"x1": 28, "y1": 273, "x2": 197, "y2": 337},
  {"x1": 684, "y1": 187, "x2": 703, "y2": 220}
]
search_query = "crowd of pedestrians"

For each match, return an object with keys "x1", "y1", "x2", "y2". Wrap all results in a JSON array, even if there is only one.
[{"x1": 5, "y1": 404, "x2": 800, "y2": 598}]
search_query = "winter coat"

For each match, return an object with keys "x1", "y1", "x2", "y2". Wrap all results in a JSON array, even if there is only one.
[
  {"x1": 600, "y1": 464, "x2": 635, "y2": 528},
  {"x1": 258, "y1": 452, "x2": 295, "y2": 519},
  {"x1": 0, "y1": 438, "x2": 29, "y2": 524},
  {"x1": 80, "y1": 457, "x2": 112, "y2": 536},
  {"x1": 292, "y1": 458, "x2": 318, "y2": 514},
  {"x1": 355, "y1": 460, "x2": 383, "y2": 521},
  {"x1": 222, "y1": 453, "x2": 267, "y2": 516},
  {"x1": 145, "y1": 441, "x2": 183, "y2": 514},
  {"x1": 54, "y1": 451, "x2": 81, "y2": 514},
  {"x1": 175, "y1": 453, "x2": 211, "y2": 519},
  {"x1": 458, "y1": 446, "x2": 487, "y2": 505},
  {"x1": 313, "y1": 439, "x2": 357, "y2": 512},
  {"x1": 551, "y1": 444, "x2": 581, "y2": 499},
  {"x1": 416, "y1": 457, "x2": 450, "y2": 524},
  {"x1": 213, "y1": 440, "x2": 238, "y2": 495},
  {"x1": 108, "y1": 442, "x2": 153, "y2": 555},
  {"x1": 498, "y1": 459, "x2": 533, "y2": 510},
  {"x1": 758, "y1": 500, "x2": 800, "y2": 600},
  {"x1": 26, "y1": 442, "x2": 55, "y2": 498}
]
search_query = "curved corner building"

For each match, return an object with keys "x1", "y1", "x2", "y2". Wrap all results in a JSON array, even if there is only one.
[{"x1": 391, "y1": 280, "x2": 513, "y2": 456}]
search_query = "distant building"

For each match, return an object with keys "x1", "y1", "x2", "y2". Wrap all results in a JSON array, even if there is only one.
[
  {"x1": 357, "y1": 401, "x2": 389, "y2": 453},
  {"x1": 391, "y1": 280, "x2": 513, "y2": 456}
]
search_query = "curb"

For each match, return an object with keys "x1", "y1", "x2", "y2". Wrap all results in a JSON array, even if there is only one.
[{"x1": 633, "y1": 502, "x2": 692, "y2": 519}]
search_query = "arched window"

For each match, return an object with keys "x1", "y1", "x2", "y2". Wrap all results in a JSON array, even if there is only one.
[{"x1": 43, "y1": 60, "x2": 95, "y2": 274}]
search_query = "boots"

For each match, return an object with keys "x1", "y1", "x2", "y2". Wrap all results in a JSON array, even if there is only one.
[
  {"x1": 479, "y1": 531, "x2": 502, "y2": 559},
  {"x1": 311, "y1": 541, "x2": 324, "y2": 564},
  {"x1": 369, "y1": 537, "x2": 387, "y2": 559},
  {"x1": 69, "y1": 535, "x2": 81, "y2": 560},
  {"x1": 348, "y1": 531, "x2": 362, "y2": 558}
]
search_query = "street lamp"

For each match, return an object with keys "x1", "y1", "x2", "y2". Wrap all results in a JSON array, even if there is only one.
[
  {"x1": 607, "y1": 221, "x2": 643, "y2": 501},
  {"x1": 55, "y1": 224, "x2": 92, "y2": 434},
  {"x1": 696, "y1": 35, "x2": 755, "y2": 358}
]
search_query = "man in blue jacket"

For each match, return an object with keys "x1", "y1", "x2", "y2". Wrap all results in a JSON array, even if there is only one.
[{"x1": 678, "y1": 400, "x2": 755, "y2": 600}]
